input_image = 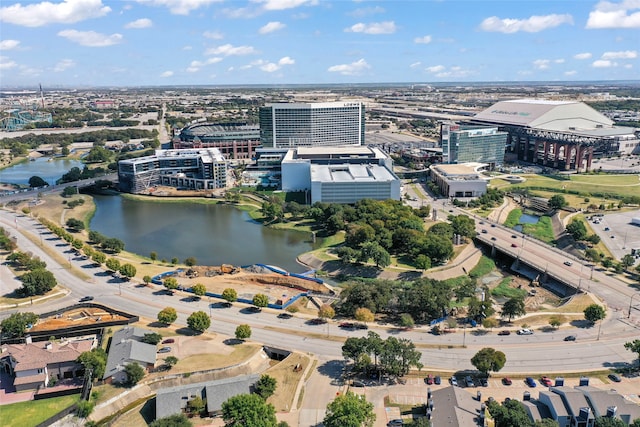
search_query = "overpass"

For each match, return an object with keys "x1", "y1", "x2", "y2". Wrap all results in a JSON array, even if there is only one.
[{"x1": 0, "y1": 173, "x2": 118, "y2": 204}]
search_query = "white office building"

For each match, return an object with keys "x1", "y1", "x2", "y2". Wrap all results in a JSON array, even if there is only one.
[
  {"x1": 259, "y1": 102, "x2": 365, "y2": 148},
  {"x1": 281, "y1": 146, "x2": 400, "y2": 204},
  {"x1": 430, "y1": 163, "x2": 488, "y2": 198}
]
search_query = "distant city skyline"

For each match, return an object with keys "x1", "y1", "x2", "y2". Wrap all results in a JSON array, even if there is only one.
[{"x1": 0, "y1": 0, "x2": 639, "y2": 87}]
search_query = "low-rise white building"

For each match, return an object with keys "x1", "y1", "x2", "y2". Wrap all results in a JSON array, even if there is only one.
[
  {"x1": 430, "y1": 162, "x2": 488, "y2": 198},
  {"x1": 281, "y1": 146, "x2": 400, "y2": 204}
]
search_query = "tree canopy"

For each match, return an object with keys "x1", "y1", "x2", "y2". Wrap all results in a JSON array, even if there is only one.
[
  {"x1": 323, "y1": 392, "x2": 376, "y2": 427},
  {"x1": 124, "y1": 362, "x2": 145, "y2": 386},
  {"x1": 584, "y1": 304, "x2": 606, "y2": 324},
  {"x1": 222, "y1": 393, "x2": 277, "y2": 427},
  {"x1": 471, "y1": 347, "x2": 506, "y2": 375},
  {"x1": 254, "y1": 374, "x2": 277, "y2": 400},
  {"x1": 157, "y1": 307, "x2": 177, "y2": 325},
  {"x1": 187, "y1": 311, "x2": 210, "y2": 333},
  {"x1": 235, "y1": 324, "x2": 252, "y2": 341},
  {"x1": 1, "y1": 312, "x2": 39, "y2": 338},
  {"x1": 77, "y1": 348, "x2": 108, "y2": 380}
]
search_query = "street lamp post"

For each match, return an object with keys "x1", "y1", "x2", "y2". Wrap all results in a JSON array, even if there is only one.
[{"x1": 629, "y1": 293, "x2": 639, "y2": 319}]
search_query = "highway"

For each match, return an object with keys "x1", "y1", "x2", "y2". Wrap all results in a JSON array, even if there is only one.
[{"x1": 1, "y1": 208, "x2": 638, "y2": 375}]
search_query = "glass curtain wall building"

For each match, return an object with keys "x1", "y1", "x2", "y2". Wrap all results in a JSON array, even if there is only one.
[
  {"x1": 259, "y1": 102, "x2": 365, "y2": 148},
  {"x1": 441, "y1": 124, "x2": 508, "y2": 168}
]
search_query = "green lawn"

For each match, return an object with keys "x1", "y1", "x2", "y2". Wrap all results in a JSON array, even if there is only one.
[
  {"x1": 522, "y1": 216, "x2": 555, "y2": 243},
  {"x1": 2, "y1": 395, "x2": 79, "y2": 427},
  {"x1": 469, "y1": 256, "x2": 496, "y2": 278},
  {"x1": 504, "y1": 208, "x2": 522, "y2": 228},
  {"x1": 490, "y1": 277, "x2": 527, "y2": 299}
]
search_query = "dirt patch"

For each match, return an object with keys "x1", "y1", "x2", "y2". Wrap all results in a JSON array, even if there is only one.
[
  {"x1": 264, "y1": 352, "x2": 310, "y2": 412},
  {"x1": 30, "y1": 307, "x2": 128, "y2": 333}
]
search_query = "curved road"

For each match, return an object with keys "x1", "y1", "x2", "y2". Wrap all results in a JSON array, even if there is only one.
[{"x1": 0, "y1": 209, "x2": 638, "y2": 375}]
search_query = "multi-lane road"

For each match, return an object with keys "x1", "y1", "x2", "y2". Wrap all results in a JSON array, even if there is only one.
[{"x1": 0, "y1": 208, "x2": 638, "y2": 375}]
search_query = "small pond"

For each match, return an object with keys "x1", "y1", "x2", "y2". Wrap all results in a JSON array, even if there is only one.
[{"x1": 514, "y1": 213, "x2": 540, "y2": 232}]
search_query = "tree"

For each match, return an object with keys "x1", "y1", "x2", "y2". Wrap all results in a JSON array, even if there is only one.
[
  {"x1": 549, "y1": 315, "x2": 565, "y2": 329},
  {"x1": 18, "y1": 269, "x2": 57, "y2": 296},
  {"x1": 255, "y1": 374, "x2": 277, "y2": 399},
  {"x1": 471, "y1": 347, "x2": 506, "y2": 375},
  {"x1": 1, "y1": 312, "x2": 39, "y2": 338},
  {"x1": 92, "y1": 251, "x2": 106, "y2": 265},
  {"x1": 187, "y1": 396, "x2": 206, "y2": 415},
  {"x1": 400, "y1": 313, "x2": 415, "y2": 329},
  {"x1": 149, "y1": 414, "x2": 191, "y2": 427},
  {"x1": 534, "y1": 419, "x2": 560, "y2": 427},
  {"x1": 621, "y1": 254, "x2": 636, "y2": 270},
  {"x1": 253, "y1": 293, "x2": 269, "y2": 309},
  {"x1": 222, "y1": 288, "x2": 238, "y2": 303},
  {"x1": 123, "y1": 362, "x2": 145, "y2": 386},
  {"x1": 323, "y1": 392, "x2": 376, "y2": 427},
  {"x1": 566, "y1": 219, "x2": 588, "y2": 241},
  {"x1": 488, "y1": 399, "x2": 534, "y2": 427},
  {"x1": 149, "y1": 251, "x2": 157, "y2": 263},
  {"x1": 191, "y1": 283, "x2": 206, "y2": 297},
  {"x1": 77, "y1": 348, "x2": 108, "y2": 380},
  {"x1": 171, "y1": 257, "x2": 179, "y2": 265},
  {"x1": 594, "y1": 417, "x2": 626, "y2": 427},
  {"x1": 379, "y1": 337, "x2": 423, "y2": 377},
  {"x1": 549, "y1": 194, "x2": 568, "y2": 210},
  {"x1": 318, "y1": 304, "x2": 335, "y2": 320},
  {"x1": 414, "y1": 254, "x2": 431, "y2": 270},
  {"x1": 482, "y1": 317, "x2": 498, "y2": 330},
  {"x1": 105, "y1": 257, "x2": 121, "y2": 272},
  {"x1": 102, "y1": 237, "x2": 125, "y2": 253},
  {"x1": 75, "y1": 400, "x2": 95, "y2": 418},
  {"x1": 164, "y1": 356, "x2": 178, "y2": 367},
  {"x1": 222, "y1": 393, "x2": 277, "y2": 427},
  {"x1": 235, "y1": 324, "x2": 252, "y2": 341},
  {"x1": 584, "y1": 304, "x2": 606, "y2": 324},
  {"x1": 354, "y1": 307, "x2": 375, "y2": 323},
  {"x1": 141, "y1": 332, "x2": 163, "y2": 345},
  {"x1": 187, "y1": 311, "x2": 211, "y2": 333},
  {"x1": 163, "y1": 277, "x2": 179, "y2": 290},
  {"x1": 184, "y1": 256, "x2": 197, "y2": 267},
  {"x1": 143, "y1": 275, "x2": 152, "y2": 285},
  {"x1": 451, "y1": 215, "x2": 476, "y2": 240},
  {"x1": 624, "y1": 339, "x2": 640, "y2": 366},
  {"x1": 157, "y1": 307, "x2": 177, "y2": 325},
  {"x1": 501, "y1": 297, "x2": 526, "y2": 322},
  {"x1": 66, "y1": 218, "x2": 85, "y2": 232},
  {"x1": 119, "y1": 263, "x2": 136, "y2": 280},
  {"x1": 28, "y1": 176, "x2": 48, "y2": 188}
]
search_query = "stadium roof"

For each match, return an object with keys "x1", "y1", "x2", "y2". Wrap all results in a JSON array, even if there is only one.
[{"x1": 474, "y1": 99, "x2": 614, "y2": 131}]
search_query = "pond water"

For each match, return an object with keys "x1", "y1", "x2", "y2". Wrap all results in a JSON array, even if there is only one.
[
  {"x1": 514, "y1": 213, "x2": 540, "y2": 232},
  {"x1": 0, "y1": 157, "x2": 84, "y2": 186},
  {"x1": 90, "y1": 195, "x2": 321, "y2": 273}
]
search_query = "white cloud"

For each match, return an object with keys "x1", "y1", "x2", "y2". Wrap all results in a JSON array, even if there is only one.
[
  {"x1": 602, "y1": 50, "x2": 637, "y2": 59},
  {"x1": 203, "y1": 30, "x2": 223, "y2": 39},
  {"x1": 586, "y1": 0, "x2": 640, "y2": 29},
  {"x1": 479, "y1": 14, "x2": 573, "y2": 33},
  {"x1": 565, "y1": 70, "x2": 578, "y2": 76},
  {"x1": 259, "y1": 21, "x2": 286, "y2": 34},
  {"x1": 53, "y1": 59, "x2": 75, "y2": 72},
  {"x1": 533, "y1": 59, "x2": 551, "y2": 69},
  {"x1": 254, "y1": 0, "x2": 318, "y2": 11},
  {"x1": 160, "y1": 70, "x2": 174, "y2": 77},
  {"x1": 574, "y1": 52, "x2": 592, "y2": 60},
  {"x1": 125, "y1": 18, "x2": 152, "y2": 29},
  {"x1": 134, "y1": 0, "x2": 223, "y2": 16},
  {"x1": 0, "y1": 40, "x2": 20, "y2": 50},
  {"x1": 414, "y1": 35, "x2": 432, "y2": 44},
  {"x1": 258, "y1": 56, "x2": 295, "y2": 72},
  {"x1": 346, "y1": 21, "x2": 397, "y2": 35},
  {"x1": 183, "y1": 45, "x2": 193, "y2": 50},
  {"x1": 58, "y1": 29, "x2": 123, "y2": 47},
  {"x1": 554, "y1": 59, "x2": 565, "y2": 64},
  {"x1": 278, "y1": 56, "x2": 295, "y2": 65},
  {"x1": 187, "y1": 57, "x2": 223, "y2": 71},
  {"x1": 624, "y1": 63, "x2": 633, "y2": 68},
  {"x1": 410, "y1": 61, "x2": 422, "y2": 68},
  {"x1": 592, "y1": 59, "x2": 617, "y2": 67},
  {"x1": 205, "y1": 44, "x2": 257, "y2": 56},
  {"x1": 348, "y1": 6, "x2": 385, "y2": 17},
  {"x1": 425, "y1": 65, "x2": 445, "y2": 73},
  {"x1": 0, "y1": 0, "x2": 111, "y2": 27},
  {"x1": 0, "y1": 55, "x2": 17, "y2": 69},
  {"x1": 327, "y1": 58, "x2": 370, "y2": 75},
  {"x1": 261, "y1": 63, "x2": 280, "y2": 72},
  {"x1": 222, "y1": 6, "x2": 261, "y2": 19}
]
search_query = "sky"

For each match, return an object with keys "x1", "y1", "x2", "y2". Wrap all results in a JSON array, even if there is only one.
[{"x1": 0, "y1": 0, "x2": 639, "y2": 87}]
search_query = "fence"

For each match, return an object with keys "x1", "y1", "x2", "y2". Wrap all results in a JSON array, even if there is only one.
[{"x1": 34, "y1": 403, "x2": 78, "y2": 427}]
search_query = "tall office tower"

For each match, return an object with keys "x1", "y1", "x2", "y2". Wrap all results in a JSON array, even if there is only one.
[
  {"x1": 259, "y1": 102, "x2": 365, "y2": 148},
  {"x1": 441, "y1": 123, "x2": 508, "y2": 169}
]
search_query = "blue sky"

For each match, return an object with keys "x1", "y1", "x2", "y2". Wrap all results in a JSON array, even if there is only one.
[{"x1": 0, "y1": 0, "x2": 639, "y2": 87}]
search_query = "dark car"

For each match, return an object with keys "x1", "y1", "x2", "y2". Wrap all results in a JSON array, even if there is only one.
[
  {"x1": 352, "y1": 380, "x2": 366, "y2": 387},
  {"x1": 308, "y1": 318, "x2": 327, "y2": 325},
  {"x1": 162, "y1": 338, "x2": 175, "y2": 344},
  {"x1": 502, "y1": 377, "x2": 512, "y2": 386},
  {"x1": 425, "y1": 374, "x2": 434, "y2": 385},
  {"x1": 608, "y1": 373, "x2": 621, "y2": 382},
  {"x1": 387, "y1": 419, "x2": 404, "y2": 427},
  {"x1": 511, "y1": 243, "x2": 517, "y2": 247},
  {"x1": 498, "y1": 330, "x2": 511, "y2": 336},
  {"x1": 525, "y1": 377, "x2": 537, "y2": 387},
  {"x1": 465, "y1": 375, "x2": 474, "y2": 387},
  {"x1": 434, "y1": 375, "x2": 441, "y2": 385},
  {"x1": 79, "y1": 296, "x2": 94, "y2": 302},
  {"x1": 339, "y1": 322, "x2": 354, "y2": 329},
  {"x1": 157, "y1": 346, "x2": 171, "y2": 354},
  {"x1": 354, "y1": 323, "x2": 369, "y2": 330},
  {"x1": 481, "y1": 229, "x2": 488, "y2": 234},
  {"x1": 480, "y1": 378, "x2": 489, "y2": 387},
  {"x1": 491, "y1": 237, "x2": 497, "y2": 241},
  {"x1": 511, "y1": 234, "x2": 517, "y2": 239},
  {"x1": 564, "y1": 335, "x2": 576, "y2": 341},
  {"x1": 491, "y1": 224, "x2": 496, "y2": 227},
  {"x1": 277, "y1": 313, "x2": 293, "y2": 319}
]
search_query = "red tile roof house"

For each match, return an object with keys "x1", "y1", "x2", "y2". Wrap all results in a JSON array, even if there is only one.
[{"x1": 1, "y1": 337, "x2": 95, "y2": 392}]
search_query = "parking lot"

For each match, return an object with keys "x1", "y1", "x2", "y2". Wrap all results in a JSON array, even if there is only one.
[{"x1": 588, "y1": 209, "x2": 640, "y2": 262}]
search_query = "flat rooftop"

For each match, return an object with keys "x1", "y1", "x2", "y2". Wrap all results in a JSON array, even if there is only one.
[
  {"x1": 311, "y1": 163, "x2": 397, "y2": 183},
  {"x1": 432, "y1": 162, "x2": 486, "y2": 176}
]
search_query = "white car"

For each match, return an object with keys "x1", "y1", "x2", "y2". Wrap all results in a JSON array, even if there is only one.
[{"x1": 517, "y1": 328, "x2": 534, "y2": 335}]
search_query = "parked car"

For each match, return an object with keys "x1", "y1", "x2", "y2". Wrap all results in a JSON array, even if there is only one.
[
  {"x1": 465, "y1": 375, "x2": 474, "y2": 387},
  {"x1": 608, "y1": 373, "x2": 622, "y2": 382},
  {"x1": 352, "y1": 380, "x2": 366, "y2": 387},
  {"x1": 491, "y1": 237, "x2": 497, "y2": 241},
  {"x1": 564, "y1": 261, "x2": 573, "y2": 266},
  {"x1": 491, "y1": 224, "x2": 496, "y2": 228},
  {"x1": 497, "y1": 330, "x2": 511, "y2": 336},
  {"x1": 525, "y1": 377, "x2": 537, "y2": 387},
  {"x1": 511, "y1": 234, "x2": 517, "y2": 239},
  {"x1": 517, "y1": 328, "x2": 534, "y2": 335},
  {"x1": 450, "y1": 376, "x2": 458, "y2": 386},
  {"x1": 564, "y1": 335, "x2": 576, "y2": 341},
  {"x1": 387, "y1": 419, "x2": 404, "y2": 426},
  {"x1": 540, "y1": 376, "x2": 553, "y2": 387},
  {"x1": 511, "y1": 243, "x2": 517, "y2": 247},
  {"x1": 162, "y1": 338, "x2": 175, "y2": 344},
  {"x1": 480, "y1": 378, "x2": 489, "y2": 387},
  {"x1": 434, "y1": 376, "x2": 441, "y2": 385},
  {"x1": 502, "y1": 377, "x2": 512, "y2": 386},
  {"x1": 79, "y1": 296, "x2": 94, "y2": 302},
  {"x1": 481, "y1": 229, "x2": 488, "y2": 234},
  {"x1": 308, "y1": 318, "x2": 327, "y2": 325},
  {"x1": 425, "y1": 374, "x2": 434, "y2": 385},
  {"x1": 277, "y1": 313, "x2": 293, "y2": 319},
  {"x1": 339, "y1": 322, "x2": 354, "y2": 329},
  {"x1": 157, "y1": 346, "x2": 171, "y2": 353},
  {"x1": 354, "y1": 323, "x2": 368, "y2": 330}
]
